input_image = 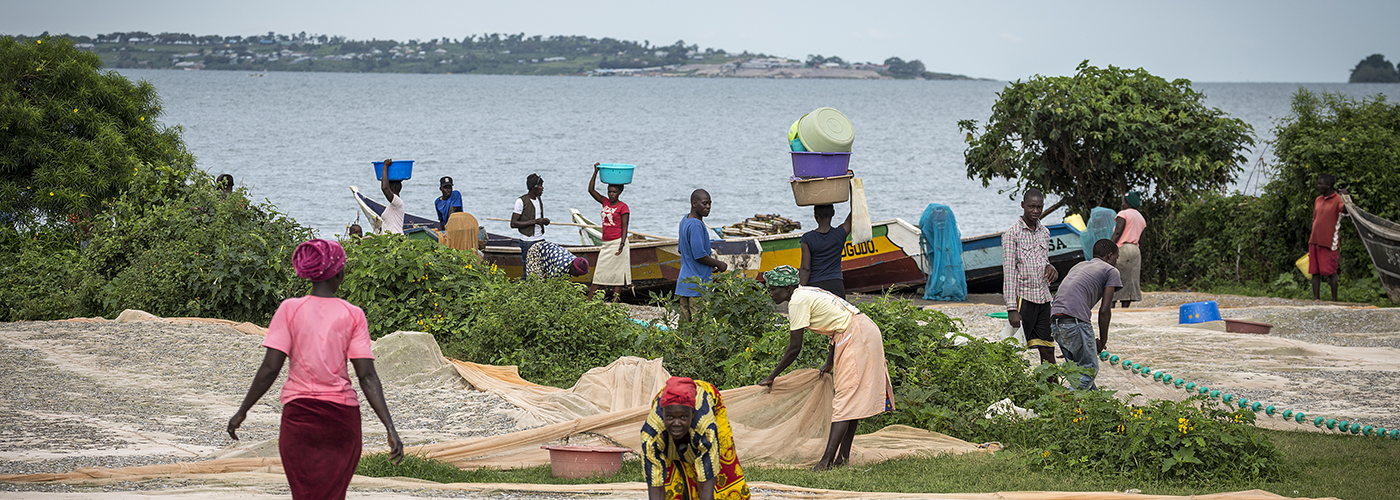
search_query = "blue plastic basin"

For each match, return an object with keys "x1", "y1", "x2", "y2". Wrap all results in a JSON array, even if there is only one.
[
  {"x1": 1179, "y1": 301, "x2": 1222, "y2": 324},
  {"x1": 791, "y1": 151, "x2": 850, "y2": 178},
  {"x1": 598, "y1": 163, "x2": 635, "y2": 185},
  {"x1": 373, "y1": 160, "x2": 414, "y2": 181}
]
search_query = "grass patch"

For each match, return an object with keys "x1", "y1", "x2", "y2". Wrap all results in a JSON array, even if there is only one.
[{"x1": 359, "y1": 429, "x2": 1400, "y2": 499}]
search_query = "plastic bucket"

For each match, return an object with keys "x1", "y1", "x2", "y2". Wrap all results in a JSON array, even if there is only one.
[
  {"x1": 1179, "y1": 301, "x2": 1222, "y2": 324},
  {"x1": 1294, "y1": 254, "x2": 1311, "y2": 279},
  {"x1": 790, "y1": 174, "x2": 852, "y2": 206},
  {"x1": 791, "y1": 152, "x2": 850, "y2": 178},
  {"x1": 796, "y1": 107, "x2": 854, "y2": 152},
  {"x1": 372, "y1": 160, "x2": 414, "y2": 181},
  {"x1": 598, "y1": 163, "x2": 635, "y2": 185},
  {"x1": 541, "y1": 445, "x2": 630, "y2": 478}
]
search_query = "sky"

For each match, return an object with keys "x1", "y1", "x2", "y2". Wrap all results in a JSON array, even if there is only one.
[{"x1": 3, "y1": 0, "x2": 1398, "y2": 82}]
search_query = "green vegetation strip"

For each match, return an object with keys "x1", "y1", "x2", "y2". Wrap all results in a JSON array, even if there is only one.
[
  {"x1": 1100, "y1": 350, "x2": 1396, "y2": 438},
  {"x1": 358, "y1": 429, "x2": 1400, "y2": 500}
]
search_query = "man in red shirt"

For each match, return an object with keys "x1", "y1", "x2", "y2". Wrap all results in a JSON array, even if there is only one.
[{"x1": 1309, "y1": 174, "x2": 1347, "y2": 301}]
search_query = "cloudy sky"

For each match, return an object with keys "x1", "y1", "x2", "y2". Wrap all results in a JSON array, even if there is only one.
[{"x1": 4, "y1": 0, "x2": 1397, "y2": 82}]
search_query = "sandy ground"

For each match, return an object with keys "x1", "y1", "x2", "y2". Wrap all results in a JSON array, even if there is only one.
[{"x1": 4, "y1": 291, "x2": 1390, "y2": 498}]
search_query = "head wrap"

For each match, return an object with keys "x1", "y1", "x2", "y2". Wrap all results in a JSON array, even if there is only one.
[
  {"x1": 659, "y1": 377, "x2": 696, "y2": 408},
  {"x1": 1125, "y1": 191, "x2": 1142, "y2": 209},
  {"x1": 570, "y1": 256, "x2": 590, "y2": 276},
  {"x1": 293, "y1": 239, "x2": 346, "y2": 282},
  {"x1": 763, "y1": 265, "x2": 800, "y2": 287}
]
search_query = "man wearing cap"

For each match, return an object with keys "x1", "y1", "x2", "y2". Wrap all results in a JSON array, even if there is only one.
[
  {"x1": 524, "y1": 240, "x2": 590, "y2": 279},
  {"x1": 435, "y1": 176, "x2": 463, "y2": 230},
  {"x1": 1109, "y1": 191, "x2": 1147, "y2": 308},
  {"x1": 640, "y1": 376, "x2": 750, "y2": 500},
  {"x1": 511, "y1": 173, "x2": 550, "y2": 259}
]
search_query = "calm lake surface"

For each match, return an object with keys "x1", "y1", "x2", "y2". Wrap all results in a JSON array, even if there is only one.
[{"x1": 118, "y1": 69, "x2": 1395, "y2": 241}]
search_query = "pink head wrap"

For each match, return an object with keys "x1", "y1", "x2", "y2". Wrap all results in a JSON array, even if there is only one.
[
  {"x1": 570, "y1": 256, "x2": 590, "y2": 277},
  {"x1": 293, "y1": 239, "x2": 347, "y2": 282}
]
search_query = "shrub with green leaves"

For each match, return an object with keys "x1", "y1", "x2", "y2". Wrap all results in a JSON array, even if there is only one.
[
  {"x1": 340, "y1": 235, "x2": 503, "y2": 338},
  {"x1": 75, "y1": 165, "x2": 312, "y2": 323},
  {"x1": 1022, "y1": 391, "x2": 1282, "y2": 481},
  {"x1": 641, "y1": 272, "x2": 826, "y2": 389}
]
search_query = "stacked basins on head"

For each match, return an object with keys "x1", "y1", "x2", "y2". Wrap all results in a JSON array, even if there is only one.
[{"x1": 788, "y1": 107, "x2": 854, "y2": 206}]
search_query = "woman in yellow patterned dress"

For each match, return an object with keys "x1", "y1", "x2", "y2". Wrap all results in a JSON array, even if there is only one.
[{"x1": 640, "y1": 376, "x2": 750, "y2": 500}]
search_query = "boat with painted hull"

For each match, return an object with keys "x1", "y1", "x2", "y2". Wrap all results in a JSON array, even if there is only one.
[
  {"x1": 961, "y1": 223, "x2": 1084, "y2": 294},
  {"x1": 1342, "y1": 194, "x2": 1400, "y2": 303}
]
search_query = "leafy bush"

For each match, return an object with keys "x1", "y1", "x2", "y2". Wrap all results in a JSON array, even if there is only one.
[
  {"x1": 74, "y1": 165, "x2": 312, "y2": 323},
  {"x1": 340, "y1": 235, "x2": 503, "y2": 338},
  {"x1": 1022, "y1": 392, "x2": 1282, "y2": 481},
  {"x1": 640, "y1": 272, "x2": 827, "y2": 389},
  {"x1": 342, "y1": 236, "x2": 638, "y2": 387},
  {"x1": 0, "y1": 241, "x2": 85, "y2": 320}
]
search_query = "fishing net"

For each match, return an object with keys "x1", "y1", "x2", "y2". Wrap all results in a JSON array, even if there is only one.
[
  {"x1": 1081, "y1": 207, "x2": 1118, "y2": 263},
  {"x1": 920, "y1": 203, "x2": 967, "y2": 301}
]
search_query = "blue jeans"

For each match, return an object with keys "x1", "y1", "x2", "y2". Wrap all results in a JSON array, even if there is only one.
[{"x1": 1051, "y1": 319, "x2": 1098, "y2": 391}]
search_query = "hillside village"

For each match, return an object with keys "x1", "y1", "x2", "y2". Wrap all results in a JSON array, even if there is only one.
[{"x1": 51, "y1": 30, "x2": 978, "y2": 79}]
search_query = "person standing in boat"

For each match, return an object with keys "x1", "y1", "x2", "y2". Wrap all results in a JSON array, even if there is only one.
[
  {"x1": 435, "y1": 176, "x2": 463, "y2": 229},
  {"x1": 379, "y1": 158, "x2": 406, "y2": 235},
  {"x1": 1109, "y1": 191, "x2": 1146, "y2": 308},
  {"x1": 1310, "y1": 174, "x2": 1348, "y2": 301},
  {"x1": 1003, "y1": 188, "x2": 1059, "y2": 366},
  {"x1": 799, "y1": 204, "x2": 853, "y2": 298},
  {"x1": 511, "y1": 173, "x2": 550, "y2": 258},
  {"x1": 587, "y1": 163, "x2": 631, "y2": 302},
  {"x1": 676, "y1": 189, "x2": 727, "y2": 322},
  {"x1": 759, "y1": 265, "x2": 894, "y2": 471}
]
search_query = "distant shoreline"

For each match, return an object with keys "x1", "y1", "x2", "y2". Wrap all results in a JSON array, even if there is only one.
[{"x1": 115, "y1": 65, "x2": 996, "y2": 81}]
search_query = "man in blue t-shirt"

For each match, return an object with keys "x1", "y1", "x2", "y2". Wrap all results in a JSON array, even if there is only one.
[
  {"x1": 435, "y1": 176, "x2": 463, "y2": 229},
  {"x1": 677, "y1": 189, "x2": 728, "y2": 322}
]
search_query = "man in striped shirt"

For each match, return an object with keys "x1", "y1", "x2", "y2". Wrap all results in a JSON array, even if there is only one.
[{"x1": 1003, "y1": 189, "x2": 1060, "y2": 366}]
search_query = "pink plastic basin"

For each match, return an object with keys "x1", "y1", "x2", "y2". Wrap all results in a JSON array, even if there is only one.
[{"x1": 541, "y1": 445, "x2": 631, "y2": 478}]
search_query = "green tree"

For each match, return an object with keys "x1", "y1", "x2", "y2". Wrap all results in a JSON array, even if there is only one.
[
  {"x1": 959, "y1": 61, "x2": 1255, "y2": 214},
  {"x1": 1264, "y1": 89, "x2": 1400, "y2": 280},
  {"x1": 1349, "y1": 54, "x2": 1400, "y2": 83},
  {"x1": 1, "y1": 35, "x2": 192, "y2": 233}
]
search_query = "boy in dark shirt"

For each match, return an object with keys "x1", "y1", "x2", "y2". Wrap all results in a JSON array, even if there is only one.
[{"x1": 1049, "y1": 240, "x2": 1123, "y2": 391}]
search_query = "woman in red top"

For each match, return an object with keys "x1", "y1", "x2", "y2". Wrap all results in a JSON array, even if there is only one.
[
  {"x1": 228, "y1": 239, "x2": 403, "y2": 500},
  {"x1": 588, "y1": 162, "x2": 631, "y2": 301}
]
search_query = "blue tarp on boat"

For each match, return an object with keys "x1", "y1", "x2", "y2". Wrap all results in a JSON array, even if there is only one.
[
  {"x1": 1081, "y1": 207, "x2": 1117, "y2": 263},
  {"x1": 920, "y1": 203, "x2": 967, "y2": 302}
]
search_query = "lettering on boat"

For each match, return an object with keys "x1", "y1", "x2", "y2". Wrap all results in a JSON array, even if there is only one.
[
  {"x1": 843, "y1": 240, "x2": 880, "y2": 258},
  {"x1": 1048, "y1": 238, "x2": 1069, "y2": 251}
]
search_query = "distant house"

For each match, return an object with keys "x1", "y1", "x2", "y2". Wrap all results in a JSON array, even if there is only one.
[
  {"x1": 542, "y1": 56, "x2": 566, "y2": 62},
  {"x1": 434, "y1": 48, "x2": 447, "y2": 54}
]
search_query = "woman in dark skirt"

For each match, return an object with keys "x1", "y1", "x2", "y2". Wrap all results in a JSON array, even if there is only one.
[{"x1": 228, "y1": 239, "x2": 403, "y2": 499}]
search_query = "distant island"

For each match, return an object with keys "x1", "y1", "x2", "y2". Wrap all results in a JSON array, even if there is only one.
[
  {"x1": 39, "y1": 31, "x2": 983, "y2": 80},
  {"x1": 1349, "y1": 54, "x2": 1399, "y2": 83}
]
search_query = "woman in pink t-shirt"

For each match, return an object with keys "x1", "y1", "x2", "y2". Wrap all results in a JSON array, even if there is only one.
[
  {"x1": 587, "y1": 162, "x2": 631, "y2": 301},
  {"x1": 228, "y1": 239, "x2": 403, "y2": 499}
]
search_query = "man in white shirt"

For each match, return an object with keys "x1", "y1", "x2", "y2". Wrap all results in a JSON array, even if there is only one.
[
  {"x1": 510, "y1": 173, "x2": 550, "y2": 258},
  {"x1": 379, "y1": 158, "x2": 405, "y2": 235}
]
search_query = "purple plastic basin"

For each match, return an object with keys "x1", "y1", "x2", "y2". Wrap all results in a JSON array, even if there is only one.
[{"x1": 791, "y1": 152, "x2": 851, "y2": 178}]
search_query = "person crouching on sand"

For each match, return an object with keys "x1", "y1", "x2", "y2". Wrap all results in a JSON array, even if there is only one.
[
  {"x1": 640, "y1": 376, "x2": 751, "y2": 500},
  {"x1": 228, "y1": 239, "x2": 403, "y2": 499}
]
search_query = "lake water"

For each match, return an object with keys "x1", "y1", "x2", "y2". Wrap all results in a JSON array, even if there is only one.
[{"x1": 117, "y1": 69, "x2": 1395, "y2": 241}]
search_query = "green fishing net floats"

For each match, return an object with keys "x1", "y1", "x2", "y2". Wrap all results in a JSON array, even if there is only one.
[
  {"x1": 1350, "y1": 423, "x2": 1362, "y2": 434},
  {"x1": 1140, "y1": 366, "x2": 1152, "y2": 377},
  {"x1": 1174, "y1": 379, "x2": 1185, "y2": 388},
  {"x1": 1222, "y1": 394, "x2": 1234, "y2": 403},
  {"x1": 1326, "y1": 419, "x2": 1337, "y2": 429},
  {"x1": 1162, "y1": 374, "x2": 1174, "y2": 384},
  {"x1": 1252, "y1": 402, "x2": 1264, "y2": 412},
  {"x1": 1282, "y1": 409, "x2": 1293, "y2": 418},
  {"x1": 1294, "y1": 412, "x2": 1305, "y2": 424},
  {"x1": 1363, "y1": 425, "x2": 1374, "y2": 436},
  {"x1": 1131, "y1": 362, "x2": 1142, "y2": 371},
  {"x1": 1153, "y1": 371, "x2": 1164, "y2": 381},
  {"x1": 1237, "y1": 398, "x2": 1249, "y2": 409},
  {"x1": 1265, "y1": 405, "x2": 1276, "y2": 416},
  {"x1": 1185, "y1": 382, "x2": 1197, "y2": 391},
  {"x1": 1314, "y1": 416, "x2": 1325, "y2": 427}
]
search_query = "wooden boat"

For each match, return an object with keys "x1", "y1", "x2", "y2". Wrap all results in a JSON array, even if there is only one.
[
  {"x1": 1342, "y1": 194, "x2": 1400, "y2": 303},
  {"x1": 960, "y1": 223, "x2": 1085, "y2": 294},
  {"x1": 351, "y1": 187, "x2": 759, "y2": 292}
]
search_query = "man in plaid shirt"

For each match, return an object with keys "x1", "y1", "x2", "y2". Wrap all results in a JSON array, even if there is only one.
[{"x1": 1003, "y1": 189, "x2": 1060, "y2": 366}]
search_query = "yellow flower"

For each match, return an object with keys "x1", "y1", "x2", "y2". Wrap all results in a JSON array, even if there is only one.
[
  {"x1": 1042, "y1": 450, "x2": 1051, "y2": 457},
  {"x1": 1116, "y1": 424, "x2": 1125, "y2": 434},
  {"x1": 36, "y1": 40, "x2": 41, "y2": 44}
]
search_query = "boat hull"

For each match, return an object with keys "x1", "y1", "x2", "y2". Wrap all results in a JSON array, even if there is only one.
[
  {"x1": 735, "y1": 219, "x2": 928, "y2": 294},
  {"x1": 961, "y1": 223, "x2": 1084, "y2": 294},
  {"x1": 1343, "y1": 194, "x2": 1400, "y2": 303}
]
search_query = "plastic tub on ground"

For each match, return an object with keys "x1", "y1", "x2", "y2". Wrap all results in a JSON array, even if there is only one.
[
  {"x1": 791, "y1": 151, "x2": 850, "y2": 178},
  {"x1": 541, "y1": 445, "x2": 631, "y2": 478},
  {"x1": 598, "y1": 163, "x2": 636, "y2": 185},
  {"x1": 1179, "y1": 301, "x2": 1222, "y2": 324},
  {"x1": 790, "y1": 174, "x2": 852, "y2": 206},
  {"x1": 373, "y1": 160, "x2": 414, "y2": 181}
]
